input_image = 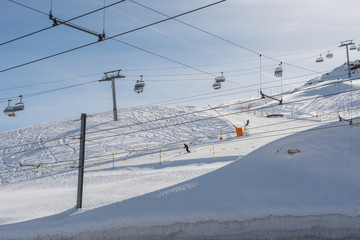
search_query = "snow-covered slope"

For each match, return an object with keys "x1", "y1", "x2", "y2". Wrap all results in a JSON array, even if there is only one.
[
  {"x1": 1, "y1": 62, "x2": 360, "y2": 239},
  {"x1": 0, "y1": 105, "x2": 234, "y2": 184}
]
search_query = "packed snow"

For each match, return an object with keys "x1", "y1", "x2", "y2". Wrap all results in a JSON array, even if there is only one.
[{"x1": 1, "y1": 63, "x2": 360, "y2": 239}]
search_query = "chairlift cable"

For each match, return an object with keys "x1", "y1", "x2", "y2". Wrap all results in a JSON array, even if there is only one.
[
  {"x1": 128, "y1": 0, "x2": 321, "y2": 75},
  {"x1": 112, "y1": 38, "x2": 216, "y2": 78},
  {"x1": 0, "y1": 69, "x2": 352, "y2": 108},
  {"x1": 0, "y1": 80, "x2": 99, "y2": 103},
  {"x1": 0, "y1": 72, "x2": 101, "y2": 92},
  {"x1": 1, "y1": 0, "x2": 126, "y2": 47},
  {"x1": 103, "y1": 0, "x2": 106, "y2": 37},
  {"x1": 2, "y1": 135, "x2": 79, "y2": 151},
  {"x1": 0, "y1": 0, "x2": 226, "y2": 73},
  {"x1": 8, "y1": 0, "x2": 48, "y2": 16},
  {"x1": 0, "y1": 70, "x2": 320, "y2": 104}
]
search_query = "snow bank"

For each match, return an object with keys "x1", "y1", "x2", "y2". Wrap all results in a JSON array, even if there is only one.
[
  {"x1": 17, "y1": 214, "x2": 360, "y2": 240},
  {"x1": 1, "y1": 119, "x2": 360, "y2": 239}
]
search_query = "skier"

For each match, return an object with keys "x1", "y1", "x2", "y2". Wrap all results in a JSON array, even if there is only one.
[
  {"x1": 184, "y1": 143, "x2": 190, "y2": 153},
  {"x1": 245, "y1": 119, "x2": 250, "y2": 126}
]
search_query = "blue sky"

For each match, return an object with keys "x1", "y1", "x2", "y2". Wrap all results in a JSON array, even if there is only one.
[{"x1": 1, "y1": 0, "x2": 360, "y2": 131}]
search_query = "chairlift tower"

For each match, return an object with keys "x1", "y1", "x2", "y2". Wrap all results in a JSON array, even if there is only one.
[
  {"x1": 339, "y1": 40, "x2": 354, "y2": 78},
  {"x1": 99, "y1": 69, "x2": 125, "y2": 121}
]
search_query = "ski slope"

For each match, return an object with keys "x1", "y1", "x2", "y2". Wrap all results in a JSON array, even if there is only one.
[{"x1": 1, "y1": 63, "x2": 360, "y2": 239}]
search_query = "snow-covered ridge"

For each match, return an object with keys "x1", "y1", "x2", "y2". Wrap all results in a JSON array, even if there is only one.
[{"x1": 304, "y1": 60, "x2": 360, "y2": 86}]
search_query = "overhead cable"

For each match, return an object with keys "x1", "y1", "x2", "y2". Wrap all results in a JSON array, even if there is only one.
[
  {"x1": 0, "y1": 72, "x2": 101, "y2": 92},
  {"x1": 0, "y1": 0, "x2": 226, "y2": 74},
  {"x1": 128, "y1": 0, "x2": 321, "y2": 74},
  {"x1": 2, "y1": 0, "x2": 126, "y2": 46},
  {"x1": 112, "y1": 38, "x2": 217, "y2": 77},
  {"x1": 0, "y1": 80, "x2": 99, "y2": 102}
]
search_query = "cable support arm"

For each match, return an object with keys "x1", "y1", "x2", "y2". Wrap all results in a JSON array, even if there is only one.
[
  {"x1": 49, "y1": 14, "x2": 106, "y2": 41},
  {"x1": 99, "y1": 69, "x2": 126, "y2": 82},
  {"x1": 260, "y1": 90, "x2": 283, "y2": 105}
]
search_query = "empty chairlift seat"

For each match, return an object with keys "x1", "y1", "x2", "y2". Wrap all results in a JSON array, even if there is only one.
[
  {"x1": 13, "y1": 102, "x2": 24, "y2": 111},
  {"x1": 13, "y1": 95, "x2": 24, "y2": 112}
]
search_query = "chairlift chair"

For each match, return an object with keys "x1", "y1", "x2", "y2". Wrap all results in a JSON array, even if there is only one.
[
  {"x1": 213, "y1": 82, "x2": 221, "y2": 90},
  {"x1": 3, "y1": 107, "x2": 15, "y2": 116},
  {"x1": 350, "y1": 44, "x2": 357, "y2": 51},
  {"x1": 13, "y1": 95, "x2": 24, "y2": 112},
  {"x1": 3, "y1": 100, "x2": 15, "y2": 116},
  {"x1": 274, "y1": 64, "x2": 283, "y2": 77},
  {"x1": 316, "y1": 54, "x2": 324, "y2": 63},
  {"x1": 215, "y1": 72, "x2": 225, "y2": 83},
  {"x1": 134, "y1": 75, "x2": 145, "y2": 93},
  {"x1": 326, "y1": 51, "x2": 333, "y2": 59}
]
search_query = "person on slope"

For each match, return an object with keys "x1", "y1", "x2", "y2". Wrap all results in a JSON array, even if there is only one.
[{"x1": 184, "y1": 143, "x2": 190, "y2": 153}]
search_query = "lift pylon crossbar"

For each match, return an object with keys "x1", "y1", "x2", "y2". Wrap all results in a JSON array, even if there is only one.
[
  {"x1": 49, "y1": 13, "x2": 105, "y2": 41},
  {"x1": 100, "y1": 69, "x2": 125, "y2": 81},
  {"x1": 260, "y1": 90, "x2": 283, "y2": 105},
  {"x1": 339, "y1": 40, "x2": 354, "y2": 47}
]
